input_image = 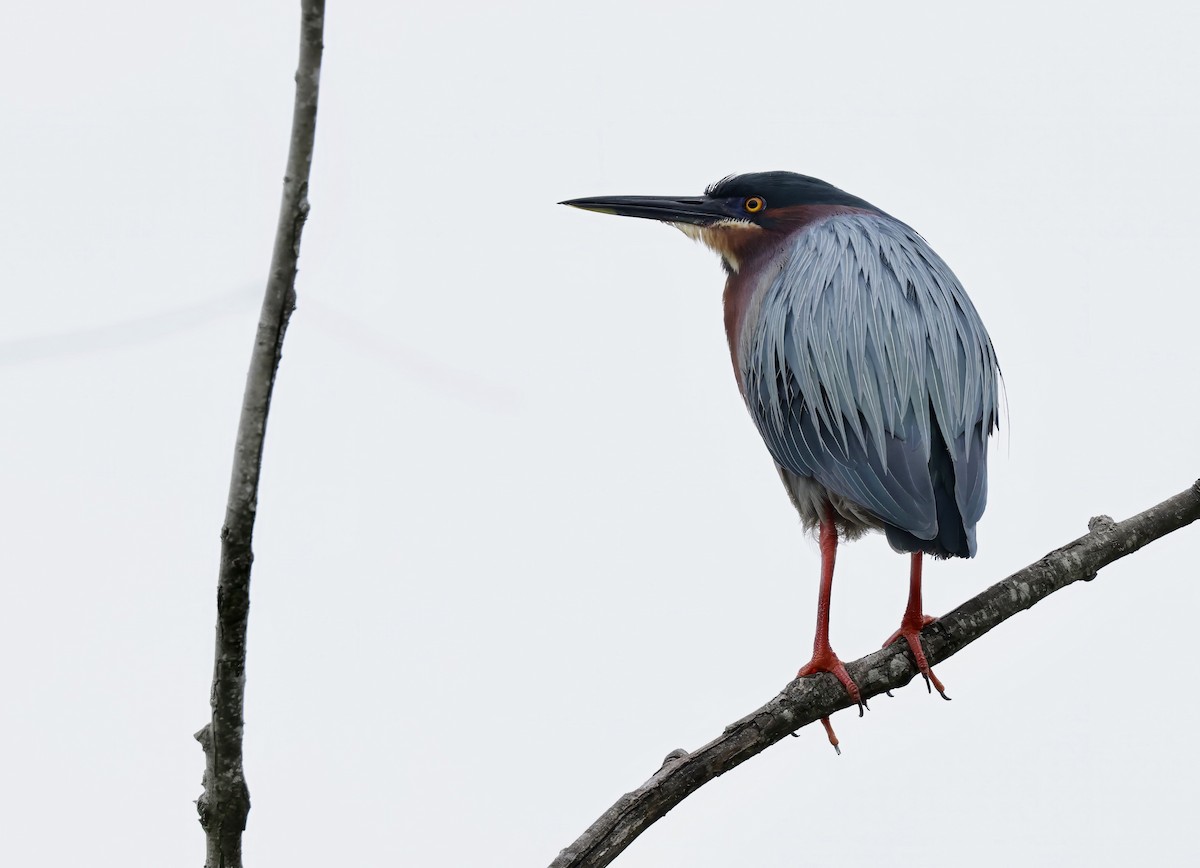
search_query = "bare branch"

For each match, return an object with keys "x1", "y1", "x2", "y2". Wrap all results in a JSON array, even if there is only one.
[
  {"x1": 194, "y1": 3, "x2": 325, "y2": 866},
  {"x1": 550, "y1": 481, "x2": 1200, "y2": 868}
]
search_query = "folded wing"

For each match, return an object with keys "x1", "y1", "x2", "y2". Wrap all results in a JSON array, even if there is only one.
[{"x1": 740, "y1": 213, "x2": 1000, "y2": 555}]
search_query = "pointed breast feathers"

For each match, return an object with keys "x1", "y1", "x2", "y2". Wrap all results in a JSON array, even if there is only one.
[{"x1": 738, "y1": 212, "x2": 1001, "y2": 544}]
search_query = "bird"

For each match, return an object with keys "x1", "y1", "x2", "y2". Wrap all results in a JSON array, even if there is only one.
[{"x1": 562, "y1": 172, "x2": 1001, "y2": 751}]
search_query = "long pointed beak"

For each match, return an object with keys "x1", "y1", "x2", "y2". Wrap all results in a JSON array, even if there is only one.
[{"x1": 559, "y1": 194, "x2": 735, "y2": 226}]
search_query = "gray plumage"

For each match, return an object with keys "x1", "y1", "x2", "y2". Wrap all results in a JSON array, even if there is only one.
[{"x1": 737, "y1": 212, "x2": 1000, "y2": 557}]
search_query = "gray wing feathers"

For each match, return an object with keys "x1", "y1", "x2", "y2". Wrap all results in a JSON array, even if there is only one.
[{"x1": 741, "y1": 213, "x2": 1000, "y2": 545}]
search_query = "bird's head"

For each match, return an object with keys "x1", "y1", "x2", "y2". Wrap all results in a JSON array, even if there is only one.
[{"x1": 561, "y1": 171, "x2": 881, "y2": 273}]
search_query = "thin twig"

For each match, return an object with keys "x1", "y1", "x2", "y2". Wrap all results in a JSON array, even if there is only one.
[
  {"x1": 549, "y1": 481, "x2": 1200, "y2": 868},
  {"x1": 194, "y1": 3, "x2": 325, "y2": 867}
]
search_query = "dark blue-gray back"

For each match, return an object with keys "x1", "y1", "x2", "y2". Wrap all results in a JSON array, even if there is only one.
[{"x1": 739, "y1": 212, "x2": 1000, "y2": 557}]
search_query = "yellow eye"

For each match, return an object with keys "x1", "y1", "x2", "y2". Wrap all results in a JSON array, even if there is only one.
[{"x1": 744, "y1": 196, "x2": 765, "y2": 214}]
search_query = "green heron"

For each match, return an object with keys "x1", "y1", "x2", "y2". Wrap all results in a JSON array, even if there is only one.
[{"x1": 563, "y1": 172, "x2": 1001, "y2": 750}]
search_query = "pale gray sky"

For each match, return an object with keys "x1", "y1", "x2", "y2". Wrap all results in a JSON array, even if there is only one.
[{"x1": 2, "y1": 2, "x2": 1198, "y2": 866}]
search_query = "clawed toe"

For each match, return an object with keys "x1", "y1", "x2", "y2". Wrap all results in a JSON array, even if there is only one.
[
  {"x1": 796, "y1": 648, "x2": 867, "y2": 753},
  {"x1": 797, "y1": 652, "x2": 865, "y2": 714},
  {"x1": 883, "y1": 616, "x2": 949, "y2": 700}
]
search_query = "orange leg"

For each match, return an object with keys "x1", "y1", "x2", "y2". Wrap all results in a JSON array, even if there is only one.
[
  {"x1": 796, "y1": 502, "x2": 865, "y2": 754},
  {"x1": 882, "y1": 552, "x2": 950, "y2": 700}
]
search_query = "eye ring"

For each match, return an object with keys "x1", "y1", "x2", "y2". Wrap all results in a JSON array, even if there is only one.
[{"x1": 743, "y1": 196, "x2": 765, "y2": 214}]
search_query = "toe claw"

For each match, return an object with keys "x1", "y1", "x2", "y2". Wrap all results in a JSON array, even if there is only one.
[{"x1": 927, "y1": 667, "x2": 949, "y2": 699}]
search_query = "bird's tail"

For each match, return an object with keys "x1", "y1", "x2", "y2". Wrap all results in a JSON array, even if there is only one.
[{"x1": 884, "y1": 415, "x2": 974, "y2": 559}]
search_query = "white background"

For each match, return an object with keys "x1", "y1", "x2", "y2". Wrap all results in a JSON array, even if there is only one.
[{"x1": 2, "y1": 2, "x2": 1198, "y2": 865}]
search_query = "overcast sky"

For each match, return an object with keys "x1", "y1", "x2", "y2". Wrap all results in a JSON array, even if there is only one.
[{"x1": 3, "y1": 2, "x2": 1199, "y2": 866}]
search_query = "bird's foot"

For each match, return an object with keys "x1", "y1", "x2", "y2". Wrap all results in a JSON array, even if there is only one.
[
  {"x1": 797, "y1": 648, "x2": 865, "y2": 712},
  {"x1": 796, "y1": 648, "x2": 865, "y2": 755},
  {"x1": 882, "y1": 614, "x2": 949, "y2": 700}
]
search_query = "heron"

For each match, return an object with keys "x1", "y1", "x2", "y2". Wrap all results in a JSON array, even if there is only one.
[{"x1": 562, "y1": 172, "x2": 1001, "y2": 750}]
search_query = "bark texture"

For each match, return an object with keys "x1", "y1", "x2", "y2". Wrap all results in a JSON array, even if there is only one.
[
  {"x1": 194, "y1": 3, "x2": 325, "y2": 866},
  {"x1": 550, "y1": 481, "x2": 1200, "y2": 868}
]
